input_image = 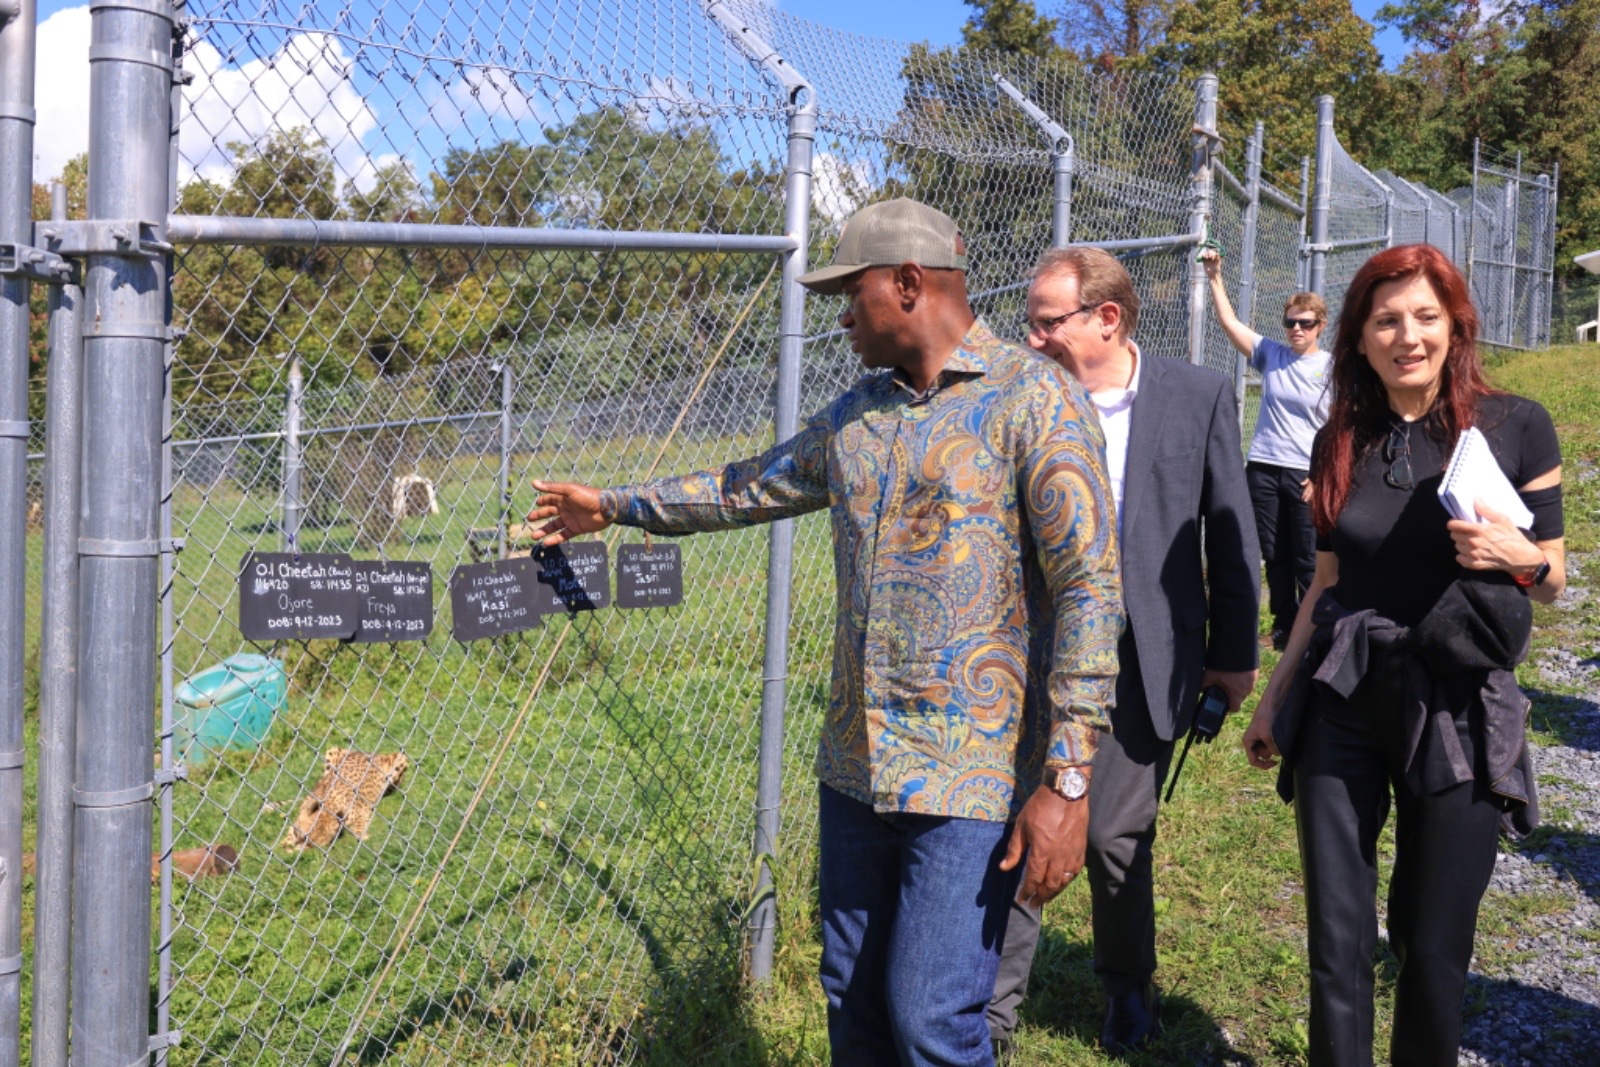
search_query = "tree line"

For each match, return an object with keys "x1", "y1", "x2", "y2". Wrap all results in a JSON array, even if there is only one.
[
  {"x1": 25, "y1": 0, "x2": 1594, "y2": 418},
  {"x1": 962, "y1": 0, "x2": 1598, "y2": 277}
]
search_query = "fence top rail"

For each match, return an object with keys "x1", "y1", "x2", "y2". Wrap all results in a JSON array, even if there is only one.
[
  {"x1": 1258, "y1": 180, "x2": 1305, "y2": 218},
  {"x1": 165, "y1": 215, "x2": 800, "y2": 254}
]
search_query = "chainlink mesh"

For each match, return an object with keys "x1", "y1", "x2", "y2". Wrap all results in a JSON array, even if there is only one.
[{"x1": 13, "y1": 1, "x2": 1551, "y2": 1063}]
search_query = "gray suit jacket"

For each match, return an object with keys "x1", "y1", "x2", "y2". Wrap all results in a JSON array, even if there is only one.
[{"x1": 1120, "y1": 353, "x2": 1261, "y2": 741}]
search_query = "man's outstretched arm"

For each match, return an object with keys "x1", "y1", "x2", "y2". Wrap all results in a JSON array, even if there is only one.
[{"x1": 526, "y1": 410, "x2": 833, "y2": 545}]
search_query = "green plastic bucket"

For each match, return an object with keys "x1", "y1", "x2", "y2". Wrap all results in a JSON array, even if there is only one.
[{"x1": 174, "y1": 653, "x2": 286, "y2": 760}]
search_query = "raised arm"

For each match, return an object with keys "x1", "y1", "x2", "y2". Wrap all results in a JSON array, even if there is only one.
[{"x1": 1200, "y1": 248, "x2": 1262, "y2": 360}]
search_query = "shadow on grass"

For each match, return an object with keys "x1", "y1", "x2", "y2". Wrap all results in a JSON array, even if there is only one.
[
  {"x1": 1511, "y1": 828, "x2": 1600, "y2": 907},
  {"x1": 1459, "y1": 974, "x2": 1600, "y2": 1064},
  {"x1": 1524, "y1": 687, "x2": 1600, "y2": 753},
  {"x1": 1019, "y1": 926, "x2": 1257, "y2": 1065},
  {"x1": 335, "y1": 821, "x2": 768, "y2": 1066}
]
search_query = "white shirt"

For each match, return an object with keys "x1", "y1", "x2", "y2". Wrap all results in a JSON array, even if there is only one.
[
  {"x1": 1088, "y1": 343, "x2": 1142, "y2": 538},
  {"x1": 1246, "y1": 333, "x2": 1331, "y2": 470}
]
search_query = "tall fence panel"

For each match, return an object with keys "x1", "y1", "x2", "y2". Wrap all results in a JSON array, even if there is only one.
[
  {"x1": 1459, "y1": 145, "x2": 1558, "y2": 349},
  {"x1": 1320, "y1": 140, "x2": 1391, "y2": 327},
  {"x1": 155, "y1": 1, "x2": 809, "y2": 1062}
]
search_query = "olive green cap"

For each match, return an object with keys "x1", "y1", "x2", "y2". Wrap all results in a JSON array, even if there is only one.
[{"x1": 797, "y1": 197, "x2": 968, "y2": 294}]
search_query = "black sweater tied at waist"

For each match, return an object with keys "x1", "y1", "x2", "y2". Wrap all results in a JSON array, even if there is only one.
[{"x1": 1270, "y1": 576, "x2": 1539, "y2": 838}]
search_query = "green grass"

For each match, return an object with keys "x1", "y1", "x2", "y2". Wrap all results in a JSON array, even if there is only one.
[{"x1": 18, "y1": 345, "x2": 1600, "y2": 1065}]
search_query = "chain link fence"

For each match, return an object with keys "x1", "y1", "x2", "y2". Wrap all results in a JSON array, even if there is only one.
[
  {"x1": 0, "y1": 2, "x2": 1562, "y2": 1065},
  {"x1": 1456, "y1": 144, "x2": 1559, "y2": 349}
]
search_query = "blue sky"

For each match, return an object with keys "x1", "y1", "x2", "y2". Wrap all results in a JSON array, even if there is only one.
[
  {"x1": 32, "y1": 0, "x2": 1412, "y2": 66},
  {"x1": 28, "y1": 0, "x2": 1412, "y2": 187},
  {"x1": 783, "y1": 0, "x2": 1411, "y2": 67}
]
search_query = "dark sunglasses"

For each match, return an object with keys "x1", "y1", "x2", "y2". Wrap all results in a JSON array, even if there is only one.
[
  {"x1": 1383, "y1": 423, "x2": 1413, "y2": 490},
  {"x1": 1283, "y1": 317, "x2": 1321, "y2": 331}
]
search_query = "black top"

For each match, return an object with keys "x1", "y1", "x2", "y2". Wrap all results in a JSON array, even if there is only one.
[{"x1": 1313, "y1": 392, "x2": 1562, "y2": 626}]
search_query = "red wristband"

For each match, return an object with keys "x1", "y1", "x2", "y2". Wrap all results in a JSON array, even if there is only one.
[{"x1": 1513, "y1": 556, "x2": 1550, "y2": 588}]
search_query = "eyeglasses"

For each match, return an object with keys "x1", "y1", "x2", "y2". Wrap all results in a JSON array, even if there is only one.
[
  {"x1": 1283, "y1": 317, "x2": 1321, "y2": 331},
  {"x1": 1024, "y1": 302, "x2": 1102, "y2": 335},
  {"x1": 1384, "y1": 423, "x2": 1413, "y2": 490}
]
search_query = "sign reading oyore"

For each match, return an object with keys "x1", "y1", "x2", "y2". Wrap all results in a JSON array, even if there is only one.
[
  {"x1": 352, "y1": 561, "x2": 434, "y2": 643},
  {"x1": 615, "y1": 543, "x2": 683, "y2": 609},
  {"x1": 533, "y1": 542, "x2": 611, "y2": 615},
  {"x1": 239, "y1": 553, "x2": 361, "y2": 641},
  {"x1": 449, "y1": 557, "x2": 543, "y2": 641}
]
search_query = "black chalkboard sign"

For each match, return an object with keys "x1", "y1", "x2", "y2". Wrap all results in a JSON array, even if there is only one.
[
  {"x1": 615, "y1": 543, "x2": 684, "y2": 609},
  {"x1": 533, "y1": 542, "x2": 611, "y2": 614},
  {"x1": 352, "y1": 561, "x2": 434, "y2": 643},
  {"x1": 449, "y1": 557, "x2": 543, "y2": 642},
  {"x1": 238, "y1": 553, "x2": 361, "y2": 641}
]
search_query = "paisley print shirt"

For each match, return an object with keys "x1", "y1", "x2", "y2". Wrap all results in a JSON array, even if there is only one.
[{"x1": 601, "y1": 321, "x2": 1123, "y2": 821}]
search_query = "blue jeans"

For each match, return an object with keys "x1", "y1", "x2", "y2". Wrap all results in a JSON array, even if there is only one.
[{"x1": 818, "y1": 785, "x2": 1021, "y2": 1067}]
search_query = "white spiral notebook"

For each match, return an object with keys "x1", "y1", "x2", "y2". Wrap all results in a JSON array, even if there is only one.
[{"x1": 1437, "y1": 426, "x2": 1534, "y2": 529}]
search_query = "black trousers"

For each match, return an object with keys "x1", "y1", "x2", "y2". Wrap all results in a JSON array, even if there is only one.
[
  {"x1": 1247, "y1": 461, "x2": 1316, "y2": 635},
  {"x1": 989, "y1": 636, "x2": 1173, "y2": 1038},
  {"x1": 1293, "y1": 665, "x2": 1501, "y2": 1067}
]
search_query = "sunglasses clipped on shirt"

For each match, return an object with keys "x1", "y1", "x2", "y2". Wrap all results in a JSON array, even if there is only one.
[
  {"x1": 1384, "y1": 422, "x2": 1414, "y2": 490},
  {"x1": 1283, "y1": 317, "x2": 1321, "y2": 331}
]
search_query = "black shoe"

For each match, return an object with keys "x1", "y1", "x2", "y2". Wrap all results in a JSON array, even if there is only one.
[
  {"x1": 1100, "y1": 984, "x2": 1160, "y2": 1056},
  {"x1": 1270, "y1": 628, "x2": 1290, "y2": 652}
]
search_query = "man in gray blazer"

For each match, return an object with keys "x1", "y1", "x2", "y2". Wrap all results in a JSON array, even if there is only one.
[{"x1": 989, "y1": 247, "x2": 1260, "y2": 1056}]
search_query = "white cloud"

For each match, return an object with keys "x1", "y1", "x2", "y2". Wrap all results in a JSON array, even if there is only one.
[
  {"x1": 31, "y1": 10, "x2": 394, "y2": 194},
  {"x1": 33, "y1": 5, "x2": 92, "y2": 184},
  {"x1": 811, "y1": 152, "x2": 875, "y2": 224},
  {"x1": 424, "y1": 66, "x2": 553, "y2": 134},
  {"x1": 181, "y1": 31, "x2": 381, "y2": 188}
]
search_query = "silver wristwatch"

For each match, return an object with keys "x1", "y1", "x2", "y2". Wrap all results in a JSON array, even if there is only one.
[{"x1": 1044, "y1": 766, "x2": 1090, "y2": 801}]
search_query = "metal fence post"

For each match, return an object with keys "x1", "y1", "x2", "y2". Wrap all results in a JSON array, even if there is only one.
[
  {"x1": 1544, "y1": 164, "x2": 1559, "y2": 348},
  {"x1": 0, "y1": 0, "x2": 38, "y2": 1057},
  {"x1": 500, "y1": 360, "x2": 513, "y2": 559},
  {"x1": 1235, "y1": 122, "x2": 1263, "y2": 421},
  {"x1": 1308, "y1": 96, "x2": 1334, "y2": 296},
  {"x1": 72, "y1": 0, "x2": 175, "y2": 1060},
  {"x1": 1187, "y1": 74, "x2": 1219, "y2": 366},
  {"x1": 33, "y1": 184, "x2": 83, "y2": 1067},
  {"x1": 1238, "y1": 123, "x2": 1263, "y2": 329},
  {"x1": 1297, "y1": 157, "x2": 1311, "y2": 290},
  {"x1": 704, "y1": 0, "x2": 816, "y2": 984},
  {"x1": 1505, "y1": 152, "x2": 1522, "y2": 346},
  {"x1": 1531, "y1": 173, "x2": 1551, "y2": 348},
  {"x1": 993, "y1": 74, "x2": 1074, "y2": 247},
  {"x1": 1467, "y1": 138, "x2": 1480, "y2": 295},
  {"x1": 283, "y1": 353, "x2": 303, "y2": 553}
]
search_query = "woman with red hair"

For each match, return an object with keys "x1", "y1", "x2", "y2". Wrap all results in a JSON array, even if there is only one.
[{"x1": 1241, "y1": 243, "x2": 1565, "y2": 1066}]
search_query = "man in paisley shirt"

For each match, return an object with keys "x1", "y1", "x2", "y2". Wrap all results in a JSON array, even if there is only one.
[
  {"x1": 526, "y1": 198, "x2": 1122, "y2": 1067},
  {"x1": 989, "y1": 247, "x2": 1260, "y2": 1056}
]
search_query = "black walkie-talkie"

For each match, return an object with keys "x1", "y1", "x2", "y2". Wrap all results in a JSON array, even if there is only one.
[{"x1": 1163, "y1": 684, "x2": 1229, "y2": 802}]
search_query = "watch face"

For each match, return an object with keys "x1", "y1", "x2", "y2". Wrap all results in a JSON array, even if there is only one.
[{"x1": 1055, "y1": 767, "x2": 1088, "y2": 800}]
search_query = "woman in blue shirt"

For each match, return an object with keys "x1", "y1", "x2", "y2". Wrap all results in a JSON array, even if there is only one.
[{"x1": 1202, "y1": 248, "x2": 1332, "y2": 649}]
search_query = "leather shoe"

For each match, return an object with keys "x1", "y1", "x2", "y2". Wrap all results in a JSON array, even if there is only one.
[{"x1": 1100, "y1": 984, "x2": 1159, "y2": 1055}]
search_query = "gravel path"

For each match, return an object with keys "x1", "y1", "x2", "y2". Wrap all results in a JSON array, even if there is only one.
[{"x1": 1459, "y1": 564, "x2": 1600, "y2": 1067}]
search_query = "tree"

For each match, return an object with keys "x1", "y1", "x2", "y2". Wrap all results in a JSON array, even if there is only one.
[
  {"x1": 961, "y1": 0, "x2": 1062, "y2": 56},
  {"x1": 1135, "y1": 0, "x2": 1384, "y2": 172},
  {"x1": 1055, "y1": 0, "x2": 1174, "y2": 69},
  {"x1": 1513, "y1": 0, "x2": 1600, "y2": 270}
]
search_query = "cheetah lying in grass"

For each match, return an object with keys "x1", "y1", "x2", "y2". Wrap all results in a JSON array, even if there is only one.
[{"x1": 280, "y1": 748, "x2": 409, "y2": 851}]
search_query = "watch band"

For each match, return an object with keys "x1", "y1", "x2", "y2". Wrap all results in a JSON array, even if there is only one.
[{"x1": 1513, "y1": 556, "x2": 1551, "y2": 588}]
